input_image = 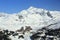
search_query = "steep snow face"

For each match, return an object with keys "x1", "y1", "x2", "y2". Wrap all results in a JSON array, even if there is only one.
[{"x1": 0, "y1": 7, "x2": 60, "y2": 31}]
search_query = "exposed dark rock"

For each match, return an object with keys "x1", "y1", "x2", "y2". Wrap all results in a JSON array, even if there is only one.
[
  {"x1": 30, "y1": 28, "x2": 60, "y2": 40},
  {"x1": 12, "y1": 33, "x2": 18, "y2": 36},
  {"x1": 18, "y1": 35, "x2": 24, "y2": 39}
]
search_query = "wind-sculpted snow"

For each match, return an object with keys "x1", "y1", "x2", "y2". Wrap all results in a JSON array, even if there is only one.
[{"x1": 0, "y1": 7, "x2": 60, "y2": 40}]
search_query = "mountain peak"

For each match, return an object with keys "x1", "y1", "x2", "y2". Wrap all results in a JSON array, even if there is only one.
[{"x1": 27, "y1": 6, "x2": 44, "y2": 13}]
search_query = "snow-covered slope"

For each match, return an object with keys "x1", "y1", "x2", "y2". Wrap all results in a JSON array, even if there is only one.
[{"x1": 0, "y1": 7, "x2": 60, "y2": 31}]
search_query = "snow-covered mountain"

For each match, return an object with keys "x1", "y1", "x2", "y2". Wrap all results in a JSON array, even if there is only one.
[
  {"x1": 0, "y1": 7, "x2": 60, "y2": 40},
  {"x1": 0, "y1": 7, "x2": 60, "y2": 31}
]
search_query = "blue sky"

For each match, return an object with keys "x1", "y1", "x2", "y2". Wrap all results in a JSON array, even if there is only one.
[{"x1": 0, "y1": 0, "x2": 60, "y2": 14}]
